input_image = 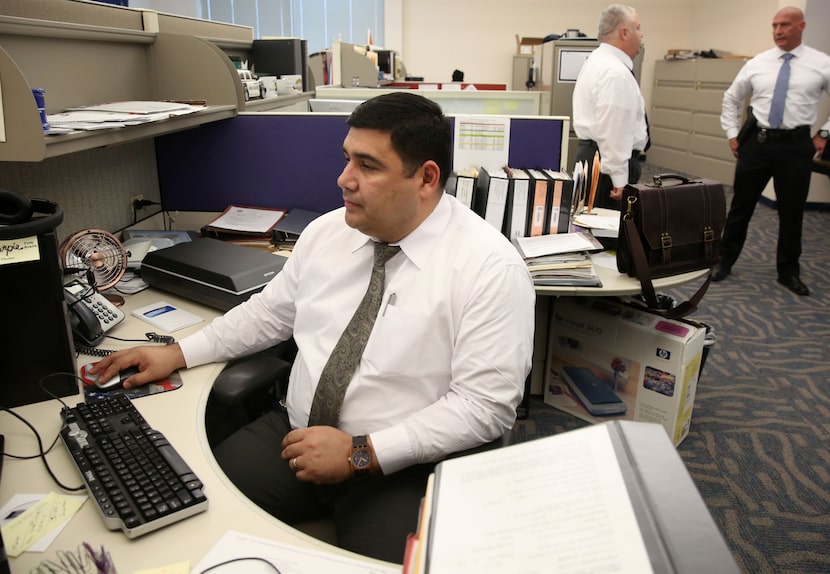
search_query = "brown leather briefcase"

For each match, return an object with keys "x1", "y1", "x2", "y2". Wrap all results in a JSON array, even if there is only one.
[{"x1": 617, "y1": 174, "x2": 726, "y2": 318}]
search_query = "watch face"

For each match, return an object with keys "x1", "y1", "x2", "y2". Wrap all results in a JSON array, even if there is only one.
[
  {"x1": 820, "y1": 130, "x2": 830, "y2": 139},
  {"x1": 352, "y1": 449, "x2": 371, "y2": 469}
]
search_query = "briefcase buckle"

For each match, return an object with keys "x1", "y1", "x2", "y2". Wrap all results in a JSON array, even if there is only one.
[
  {"x1": 660, "y1": 233, "x2": 672, "y2": 249},
  {"x1": 624, "y1": 195, "x2": 637, "y2": 219},
  {"x1": 703, "y1": 227, "x2": 715, "y2": 242}
]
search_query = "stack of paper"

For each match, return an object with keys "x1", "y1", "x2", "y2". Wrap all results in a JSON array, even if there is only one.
[
  {"x1": 46, "y1": 101, "x2": 204, "y2": 133},
  {"x1": 524, "y1": 251, "x2": 602, "y2": 287},
  {"x1": 514, "y1": 231, "x2": 603, "y2": 259},
  {"x1": 515, "y1": 232, "x2": 604, "y2": 287}
]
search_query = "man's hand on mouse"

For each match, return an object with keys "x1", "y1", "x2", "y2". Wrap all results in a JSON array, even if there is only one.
[{"x1": 89, "y1": 344, "x2": 187, "y2": 389}]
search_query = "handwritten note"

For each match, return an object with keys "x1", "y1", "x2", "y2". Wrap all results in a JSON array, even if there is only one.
[
  {"x1": 2, "y1": 492, "x2": 86, "y2": 557},
  {"x1": 0, "y1": 236, "x2": 40, "y2": 266}
]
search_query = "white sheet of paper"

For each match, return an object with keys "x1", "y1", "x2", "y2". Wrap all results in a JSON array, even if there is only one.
[
  {"x1": 573, "y1": 207, "x2": 620, "y2": 231},
  {"x1": 452, "y1": 115, "x2": 510, "y2": 173},
  {"x1": 208, "y1": 206, "x2": 284, "y2": 233},
  {"x1": 515, "y1": 232, "x2": 598, "y2": 258},
  {"x1": 591, "y1": 250, "x2": 620, "y2": 270},
  {"x1": 428, "y1": 424, "x2": 654, "y2": 574}
]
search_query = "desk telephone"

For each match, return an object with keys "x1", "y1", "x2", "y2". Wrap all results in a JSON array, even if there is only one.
[{"x1": 63, "y1": 279, "x2": 125, "y2": 346}]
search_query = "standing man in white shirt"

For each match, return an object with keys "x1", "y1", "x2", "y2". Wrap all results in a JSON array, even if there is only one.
[
  {"x1": 91, "y1": 92, "x2": 536, "y2": 563},
  {"x1": 573, "y1": 4, "x2": 649, "y2": 210},
  {"x1": 716, "y1": 6, "x2": 829, "y2": 296}
]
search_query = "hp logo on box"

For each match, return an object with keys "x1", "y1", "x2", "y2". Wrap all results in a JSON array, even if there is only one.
[{"x1": 656, "y1": 348, "x2": 671, "y2": 360}]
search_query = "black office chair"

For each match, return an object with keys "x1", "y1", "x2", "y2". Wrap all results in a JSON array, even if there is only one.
[{"x1": 205, "y1": 339, "x2": 296, "y2": 449}]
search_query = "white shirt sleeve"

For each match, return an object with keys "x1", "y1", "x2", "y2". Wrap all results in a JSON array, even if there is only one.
[{"x1": 721, "y1": 65, "x2": 753, "y2": 140}]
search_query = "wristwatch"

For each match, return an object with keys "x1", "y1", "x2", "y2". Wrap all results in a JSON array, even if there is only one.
[
  {"x1": 349, "y1": 435, "x2": 372, "y2": 476},
  {"x1": 818, "y1": 129, "x2": 829, "y2": 140}
]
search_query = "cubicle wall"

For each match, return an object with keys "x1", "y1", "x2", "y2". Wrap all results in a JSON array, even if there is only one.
[{"x1": 155, "y1": 113, "x2": 567, "y2": 213}]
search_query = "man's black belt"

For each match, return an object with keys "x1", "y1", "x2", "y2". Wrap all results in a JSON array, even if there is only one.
[{"x1": 754, "y1": 124, "x2": 810, "y2": 142}]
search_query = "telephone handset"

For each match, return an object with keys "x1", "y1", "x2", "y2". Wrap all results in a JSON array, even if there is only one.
[{"x1": 63, "y1": 279, "x2": 125, "y2": 346}]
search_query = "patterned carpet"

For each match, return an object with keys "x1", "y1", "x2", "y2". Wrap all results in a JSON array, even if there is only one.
[{"x1": 513, "y1": 165, "x2": 830, "y2": 573}]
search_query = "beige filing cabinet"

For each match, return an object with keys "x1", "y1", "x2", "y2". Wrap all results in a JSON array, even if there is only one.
[{"x1": 649, "y1": 58, "x2": 748, "y2": 184}]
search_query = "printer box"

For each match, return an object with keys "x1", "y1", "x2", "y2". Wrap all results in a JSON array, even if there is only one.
[{"x1": 543, "y1": 297, "x2": 706, "y2": 446}]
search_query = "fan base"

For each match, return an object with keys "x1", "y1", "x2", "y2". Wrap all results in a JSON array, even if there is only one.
[{"x1": 105, "y1": 293, "x2": 125, "y2": 307}]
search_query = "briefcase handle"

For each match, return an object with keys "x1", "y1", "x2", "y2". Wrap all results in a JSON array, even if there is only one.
[{"x1": 650, "y1": 173, "x2": 693, "y2": 187}]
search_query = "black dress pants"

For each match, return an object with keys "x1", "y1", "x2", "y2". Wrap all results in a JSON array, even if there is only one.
[
  {"x1": 575, "y1": 140, "x2": 642, "y2": 210},
  {"x1": 720, "y1": 128, "x2": 814, "y2": 278},
  {"x1": 212, "y1": 408, "x2": 434, "y2": 564}
]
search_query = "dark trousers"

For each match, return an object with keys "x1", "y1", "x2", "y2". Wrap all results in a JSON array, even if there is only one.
[
  {"x1": 721, "y1": 127, "x2": 814, "y2": 278},
  {"x1": 212, "y1": 408, "x2": 434, "y2": 564},
  {"x1": 575, "y1": 140, "x2": 642, "y2": 210}
]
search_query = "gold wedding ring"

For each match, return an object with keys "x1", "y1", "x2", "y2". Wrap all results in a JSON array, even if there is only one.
[{"x1": 291, "y1": 457, "x2": 298, "y2": 471}]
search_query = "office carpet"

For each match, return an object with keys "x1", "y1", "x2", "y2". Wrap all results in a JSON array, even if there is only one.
[{"x1": 513, "y1": 165, "x2": 830, "y2": 574}]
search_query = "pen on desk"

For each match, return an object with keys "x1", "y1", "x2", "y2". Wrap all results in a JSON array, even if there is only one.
[{"x1": 382, "y1": 292, "x2": 397, "y2": 316}]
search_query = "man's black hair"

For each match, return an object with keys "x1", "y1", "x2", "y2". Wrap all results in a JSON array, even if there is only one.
[{"x1": 347, "y1": 92, "x2": 452, "y2": 188}]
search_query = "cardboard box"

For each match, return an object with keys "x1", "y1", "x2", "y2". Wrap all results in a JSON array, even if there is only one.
[{"x1": 543, "y1": 297, "x2": 706, "y2": 446}]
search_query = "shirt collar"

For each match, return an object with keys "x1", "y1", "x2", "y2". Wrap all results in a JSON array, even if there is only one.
[
  {"x1": 775, "y1": 43, "x2": 804, "y2": 58},
  {"x1": 344, "y1": 193, "x2": 451, "y2": 269},
  {"x1": 598, "y1": 42, "x2": 634, "y2": 71}
]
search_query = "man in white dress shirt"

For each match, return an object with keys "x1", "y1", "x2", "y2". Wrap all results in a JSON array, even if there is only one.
[
  {"x1": 572, "y1": 4, "x2": 649, "y2": 209},
  {"x1": 716, "y1": 6, "x2": 829, "y2": 296},
  {"x1": 91, "y1": 92, "x2": 536, "y2": 562}
]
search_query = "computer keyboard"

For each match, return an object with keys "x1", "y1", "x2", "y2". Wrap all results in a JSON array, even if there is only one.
[{"x1": 60, "y1": 394, "x2": 208, "y2": 538}]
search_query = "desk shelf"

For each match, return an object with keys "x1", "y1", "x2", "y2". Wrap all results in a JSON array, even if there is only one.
[{"x1": 0, "y1": 12, "x2": 244, "y2": 162}]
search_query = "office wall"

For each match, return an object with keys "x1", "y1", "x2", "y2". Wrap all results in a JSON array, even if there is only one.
[
  {"x1": 0, "y1": 141, "x2": 162, "y2": 242},
  {"x1": 399, "y1": 0, "x2": 785, "y2": 110}
]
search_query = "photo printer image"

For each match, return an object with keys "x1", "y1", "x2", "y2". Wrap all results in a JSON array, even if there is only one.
[{"x1": 140, "y1": 238, "x2": 287, "y2": 311}]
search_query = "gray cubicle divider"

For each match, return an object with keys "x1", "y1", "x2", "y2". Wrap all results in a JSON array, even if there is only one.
[{"x1": 155, "y1": 114, "x2": 565, "y2": 213}]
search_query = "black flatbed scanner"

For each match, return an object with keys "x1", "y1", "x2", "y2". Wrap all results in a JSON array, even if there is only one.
[{"x1": 140, "y1": 237, "x2": 287, "y2": 311}]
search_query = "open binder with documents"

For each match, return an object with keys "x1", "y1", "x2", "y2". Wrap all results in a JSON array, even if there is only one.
[{"x1": 415, "y1": 421, "x2": 739, "y2": 574}]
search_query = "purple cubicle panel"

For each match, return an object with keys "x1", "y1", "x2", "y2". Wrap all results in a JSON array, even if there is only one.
[
  {"x1": 155, "y1": 115, "x2": 564, "y2": 213},
  {"x1": 155, "y1": 115, "x2": 350, "y2": 214}
]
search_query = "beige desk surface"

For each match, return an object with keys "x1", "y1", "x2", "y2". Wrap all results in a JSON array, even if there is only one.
[
  {"x1": 1, "y1": 289, "x2": 394, "y2": 572},
  {"x1": 3, "y1": 256, "x2": 705, "y2": 571}
]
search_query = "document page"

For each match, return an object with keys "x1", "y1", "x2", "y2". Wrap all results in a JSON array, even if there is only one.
[
  {"x1": 206, "y1": 206, "x2": 285, "y2": 234},
  {"x1": 428, "y1": 424, "x2": 653, "y2": 574}
]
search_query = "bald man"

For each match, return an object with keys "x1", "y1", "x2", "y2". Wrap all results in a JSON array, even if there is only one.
[{"x1": 717, "y1": 6, "x2": 830, "y2": 295}]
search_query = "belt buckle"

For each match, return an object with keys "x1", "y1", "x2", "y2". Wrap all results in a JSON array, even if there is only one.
[{"x1": 757, "y1": 129, "x2": 768, "y2": 143}]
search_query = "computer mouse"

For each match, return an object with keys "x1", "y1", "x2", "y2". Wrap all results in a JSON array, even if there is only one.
[{"x1": 81, "y1": 363, "x2": 140, "y2": 390}]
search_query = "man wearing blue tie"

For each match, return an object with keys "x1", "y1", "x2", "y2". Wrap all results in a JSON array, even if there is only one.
[{"x1": 717, "y1": 6, "x2": 830, "y2": 296}]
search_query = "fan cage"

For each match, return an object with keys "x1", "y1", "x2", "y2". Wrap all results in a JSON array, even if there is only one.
[{"x1": 60, "y1": 229, "x2": 127, "y2": 291}]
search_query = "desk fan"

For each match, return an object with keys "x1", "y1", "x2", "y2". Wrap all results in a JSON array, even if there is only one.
[{"x1": 60, "y1": 229, "x2": 128, "y2": 304}]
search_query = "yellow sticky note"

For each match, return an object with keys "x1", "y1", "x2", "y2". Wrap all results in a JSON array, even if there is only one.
[
  {"x1": 133, "y1": 561, "x2": 191, "y2": 574},
  {"x1": 1, "y1": 492, "x2": 86, "y2": 557}
]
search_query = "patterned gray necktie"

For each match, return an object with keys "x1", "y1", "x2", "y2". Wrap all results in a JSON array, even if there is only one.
[{"x1": 307, "y1": 242, "x2": 401, "y2": 427}]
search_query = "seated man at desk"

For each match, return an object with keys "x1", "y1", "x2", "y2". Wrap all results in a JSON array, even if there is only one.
[{"x1": 91, "y1": 92, "x2": 536, "y2": 562}]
